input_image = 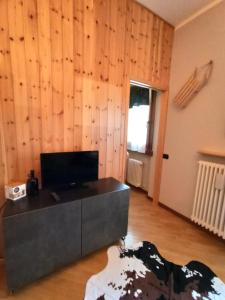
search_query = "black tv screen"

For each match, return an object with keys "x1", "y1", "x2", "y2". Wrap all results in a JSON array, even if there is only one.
[{"x1": 40, "y1": 151, "x2": 99, "y2": 189}]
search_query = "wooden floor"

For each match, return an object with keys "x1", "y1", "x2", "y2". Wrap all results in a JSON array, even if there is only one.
[{"x1": 0, "y1": 189, "x2": 225, "y2": 299}]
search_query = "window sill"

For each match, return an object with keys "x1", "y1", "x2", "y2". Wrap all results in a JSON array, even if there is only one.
[{"x1": 127, "y1": 149, "x2": 153, "y2": 157}]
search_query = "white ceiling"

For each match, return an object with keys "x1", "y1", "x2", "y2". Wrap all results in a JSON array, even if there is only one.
[{"x1": 136, "y1": 0, "x2": 220, "y2": 27}]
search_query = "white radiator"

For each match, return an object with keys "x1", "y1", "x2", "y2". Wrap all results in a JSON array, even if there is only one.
[
  {"x1": 191, "y1": 160, "x2": 225, "y2": 239},
  {"x1": 127, "y1": 158, "x2": 143, "y2": 187}
]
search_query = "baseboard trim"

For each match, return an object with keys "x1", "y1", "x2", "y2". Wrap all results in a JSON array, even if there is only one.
[
  {"x1": 159, "y1": 202, "x2": 190, "y2": 222},
  {"x1": 159, "y1": 202, "x2": 225, "y2": 243},
  {"x1": 126, "y1": 182, "x2": 149, "y2": 195}
]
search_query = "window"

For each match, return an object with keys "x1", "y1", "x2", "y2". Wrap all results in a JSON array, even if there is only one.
[
  {"x1": 127, "y1": 104, "x2": 149, "y2": 153},
  {"x1": 127, "y1": 83, "x2": 156, "y2": 156}
]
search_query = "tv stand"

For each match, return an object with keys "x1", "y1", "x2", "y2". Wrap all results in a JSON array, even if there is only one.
[
  {"x1": 3, "y1": 177, "x2": 130, "y2": 292},
  {"x1": 51, "y1": 181, "x2": 89, "y2": 192}
]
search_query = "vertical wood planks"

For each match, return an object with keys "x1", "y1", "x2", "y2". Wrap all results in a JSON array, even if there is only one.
[
  {"x1": 120, "y1": 0, "x2": 132, "y2": 181},
  {"x1": 114, "y1": 0, "x2": 126, "y2": 181},
  {"x1": 8, "y1": 0, "x2": 32, "y2": 179},
  {"x1": 151, "y1": 17, "x2": 164, "y2": 85},
  {"x1": 62, "y1": 0, "x2": 74, "y2": 151},
  {"x1": 145, "y1": 11, "x2": 154, "y2": 81},
  {"x1": 50, "y1": 0, "x2": 64, "y2": 152},
  {"x1": 0, "y1": 100, "x2": 6, "y2": 200},
  {"x1": 23, "y1": 0, "x2": 42, "y2": 177},
  {"x1": 106, "y1": 0, "x2": 117, "y2": 177},
  {"x1": 0, "y1": 0, "x2": 18, "y2": 183},
  {"x1": 0, "y1": 0, "x2": 174, "y2": 185},
  {"x1": 73, "y1": 0, "x2": 83, "y2": 151},
  {"x1": 138, "y1": 8, "x2": 148, "y2": 81},
  {"x1": 94, "y1": 0, "x2": 110, "y2": 178},
  {"x1": 161, "y1": 23, "x2": 174, "y2": 88},
  {"x1": 37, "y1": 0, "x2": 53, "y2": 153},
  {"x1": 82, "y1": 0, "x2": 95, "y2": 150}
]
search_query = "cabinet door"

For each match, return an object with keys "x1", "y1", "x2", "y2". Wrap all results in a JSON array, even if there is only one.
[
  {"x1": 3, "y1": 200, "x2": 81, "y2": 291},
  {"x1": 82, "y1": 190, "x2": 129, "y2": 256}
]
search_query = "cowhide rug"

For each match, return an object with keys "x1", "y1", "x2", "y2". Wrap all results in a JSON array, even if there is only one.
[{"x1": 84, "y1": 241, "x2": 225, "y2": 300}]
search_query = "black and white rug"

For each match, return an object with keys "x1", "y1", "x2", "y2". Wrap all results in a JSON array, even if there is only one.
[{"x1": 85, "y1": 241, "x2": 225, "y2": 300}]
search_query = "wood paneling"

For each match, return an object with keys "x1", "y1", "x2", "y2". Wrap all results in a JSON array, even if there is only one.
[
  {"x1": 0, "y1": 106, "x2": 5, "y2": 199},
  {"x1": 0, "y1": 0, "x2": 174, "y2": 197},
  {"x1": 0, "y1": 0, "x2": 18, "y2": 186}
]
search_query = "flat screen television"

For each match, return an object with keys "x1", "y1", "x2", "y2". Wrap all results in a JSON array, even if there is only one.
[{"x1": 40, "y1": 151, "x2": 99, "y2": 189}]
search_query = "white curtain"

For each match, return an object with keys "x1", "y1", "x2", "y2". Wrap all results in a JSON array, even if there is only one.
[{"x1": 127, "y1": 105, "x2": 149, "y2": 153}]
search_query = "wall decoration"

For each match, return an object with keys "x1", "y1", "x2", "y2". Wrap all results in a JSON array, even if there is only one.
[{"x1": 173, "y1": 60, "x2": 213, "y2": 109}]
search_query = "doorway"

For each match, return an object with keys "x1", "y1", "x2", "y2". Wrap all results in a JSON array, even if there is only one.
[{"x1": 126, "y1": 81, "x2": 161, "y2": 198}]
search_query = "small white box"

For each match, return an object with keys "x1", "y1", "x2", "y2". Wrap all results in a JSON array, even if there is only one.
[{"x1": 5, "y1": 182, "x2": 26, "y2": 201}]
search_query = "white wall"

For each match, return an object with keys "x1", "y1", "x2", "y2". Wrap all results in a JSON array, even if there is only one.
[{"x1": 160, "y1": 2, "x2": 225, "y2": 218}]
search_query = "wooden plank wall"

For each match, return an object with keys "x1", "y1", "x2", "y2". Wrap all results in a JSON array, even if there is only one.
[
  {"x1": 0, "y1": 0, "x2": 174, "y2": 201},
  {"x1": 0, "y1": 108, "x2": 5, "y2": 200}
]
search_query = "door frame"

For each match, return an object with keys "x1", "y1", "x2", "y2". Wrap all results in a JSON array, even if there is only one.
[{"x1": 123, "y1": 78, "x2": 169, "y2": 205}]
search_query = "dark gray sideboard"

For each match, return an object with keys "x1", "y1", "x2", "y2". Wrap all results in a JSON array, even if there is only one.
[{"x1": 3, "y1": 177, "x2": 130, "y2": 292}]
